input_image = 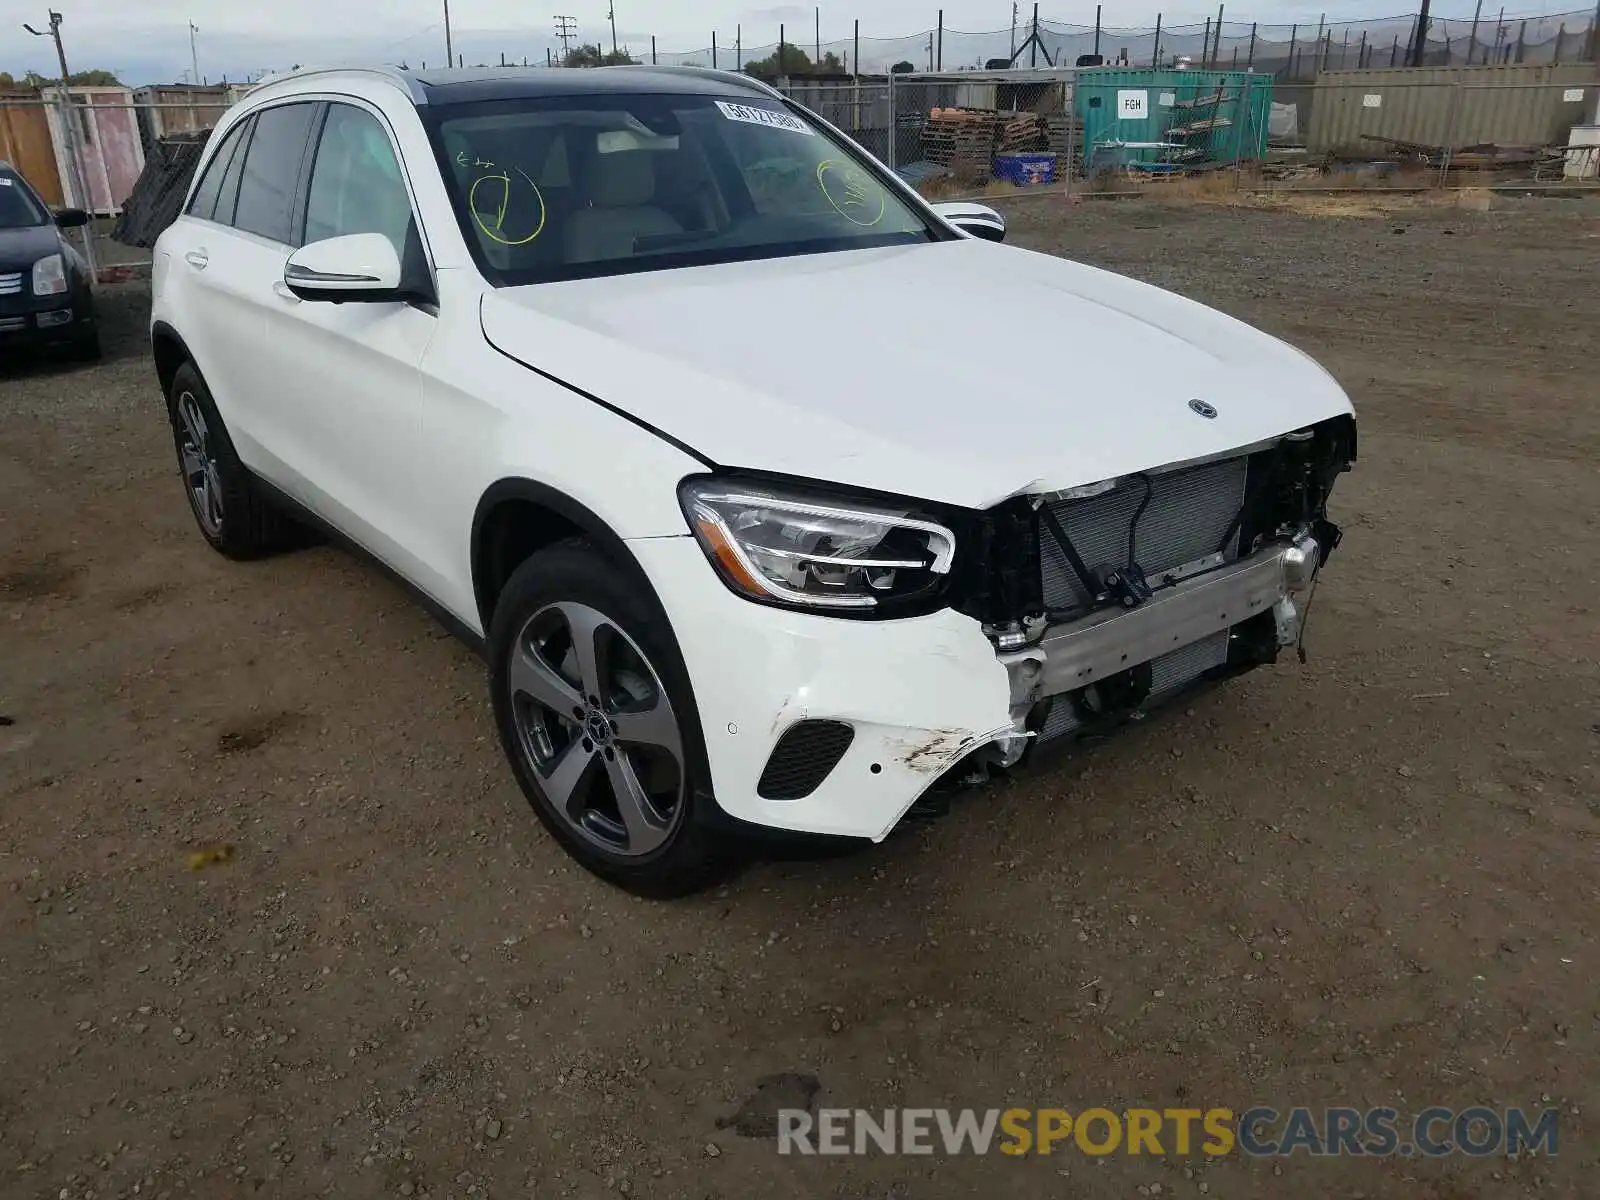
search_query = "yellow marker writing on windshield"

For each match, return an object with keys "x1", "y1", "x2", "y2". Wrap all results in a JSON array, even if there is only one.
[
  {"x1": 468, "y1": 167, "x2": 546, "y2": 246},
  {"x1": 816, "y1": 159, "x2": 885, "y2": 227}
]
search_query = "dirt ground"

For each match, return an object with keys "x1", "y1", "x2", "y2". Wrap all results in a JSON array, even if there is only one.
[{"x1": 3, "y1": 195, "x2": 1598, "y2": 1200}]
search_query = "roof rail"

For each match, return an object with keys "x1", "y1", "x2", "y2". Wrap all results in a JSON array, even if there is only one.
[
  {"x1": 249, "y1": 64, "x2": 428, "y2": 105},
  {"x1": 607, "y1": 63, "x2": 785, "y2": 101}
]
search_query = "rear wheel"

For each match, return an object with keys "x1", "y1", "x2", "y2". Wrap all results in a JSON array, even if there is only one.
[
  {"x1": 489, "y1": 541, "x2": 726, "y2": 896},
  {"x1": 166, "y1": 361, "x2": 294, "y2": 559}
]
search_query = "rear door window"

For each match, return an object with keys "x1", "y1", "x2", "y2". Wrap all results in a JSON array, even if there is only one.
[{"x1": 232, "y1": 102, "x2": 318, "y2": 245}]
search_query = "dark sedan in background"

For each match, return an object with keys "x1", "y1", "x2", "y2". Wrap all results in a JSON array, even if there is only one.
[{"x1": 0, "y1": 160, "x2": 98, "y2": 361}]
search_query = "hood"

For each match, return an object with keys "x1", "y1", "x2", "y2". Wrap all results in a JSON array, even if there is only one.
[
  {"x1": 0, "y1": 224, "x2": 62, "y2": 273},
  {"x1": 481, "y1": 239, "x2": 1354, "y2": 510}
]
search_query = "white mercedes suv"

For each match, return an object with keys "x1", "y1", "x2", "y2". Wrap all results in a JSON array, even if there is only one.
[{"x1": 150, "y1": 65, "x2": 1355, "y2": 895}]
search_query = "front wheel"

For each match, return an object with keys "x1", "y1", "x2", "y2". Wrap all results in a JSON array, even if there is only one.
[{"x1": 488, "y1": 541, "x2": 726, "y2": 897}]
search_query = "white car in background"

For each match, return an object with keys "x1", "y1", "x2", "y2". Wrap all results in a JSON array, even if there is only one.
[{"x1": 150, "y1": 65, "x2": 1355, "y2": 895}]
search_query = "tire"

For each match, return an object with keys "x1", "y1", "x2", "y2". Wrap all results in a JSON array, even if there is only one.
[
  {"x1": 488, "y1": 540, "x2": 728, "y2": 897},
  {"x1": 166, "y1": 360, "x2": 294, "y2": 560}
]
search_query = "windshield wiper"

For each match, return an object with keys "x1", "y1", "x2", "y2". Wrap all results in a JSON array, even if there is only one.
[{"x1": 632, "y1": 229, "x2": 724, "y2": 254}]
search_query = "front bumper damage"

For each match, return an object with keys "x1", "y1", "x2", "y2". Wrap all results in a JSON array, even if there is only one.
[{"x1": 629, "y1": 526, "x2": 1331, "y2": 844}]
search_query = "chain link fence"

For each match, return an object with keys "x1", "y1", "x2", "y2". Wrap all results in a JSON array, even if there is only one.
[
  {"x1": 651, "y1": 10, "x2": 1597, "y2": 78},
  {"x1": 777, "y1": 70, "x2": 1599, "y2": 199}
]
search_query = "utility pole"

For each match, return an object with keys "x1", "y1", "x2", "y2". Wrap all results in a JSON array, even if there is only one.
[
  {"x1": 815, "y1": 6, "x2": 820, "y2": 63},
  {"x1": 22, "y1": 9, "x2": 96, "y2": 280},
  {"x1": 607, "y1": 2, "x2": 618, "y2": 55},
  {"x1": 553, "y1": 14, "x2": 576, "y2": 61},
  {"x1": 444, "y1": 0, "x2": 453, "y2": 69},
  {"x1": 188, "y1": 20, "x2": 200, "y2": 128}
]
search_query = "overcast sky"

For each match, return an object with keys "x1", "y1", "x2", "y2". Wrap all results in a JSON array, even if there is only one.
[{"x1": 0, "y1": 0, "x2": 1553, "y2": 86}]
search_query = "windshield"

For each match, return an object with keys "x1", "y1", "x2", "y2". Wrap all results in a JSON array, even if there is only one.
[
  {"x1": 0, "y1": 172, "x2": 50, "y2": 229},
  {"x1": 426, "y1": 91, "x2": 943, "y2": 285}
]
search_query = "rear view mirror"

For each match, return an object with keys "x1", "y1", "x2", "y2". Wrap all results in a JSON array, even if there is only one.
[
  {"x1": 54, "y1": 207, "x2": 89, "y2": 228},
  {"x1": 284, "y1": 233, "x2": 406, "y2": 303},
  {"x1": 931, "y1": 201, "x2": 1006, "y2": 243}
]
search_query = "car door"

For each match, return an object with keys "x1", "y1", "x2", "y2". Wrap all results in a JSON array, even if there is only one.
[
  {"x1": 263, "y1": 99, "x2": 442, "y2": 598},
  {"x1": 164, "y1": 102, "x2": 321, "y2": 478}
]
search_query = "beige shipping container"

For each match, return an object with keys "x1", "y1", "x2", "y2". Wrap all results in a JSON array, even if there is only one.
[{"x1": 1306, "y1": 63, "x2": 1598, "y2": 153}]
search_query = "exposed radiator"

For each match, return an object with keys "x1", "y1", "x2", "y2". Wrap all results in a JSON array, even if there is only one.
[
  {"x1": 1032, "y1": 456, "x2": 1248, "y2": 744},
  {"x1": 1039, "y1": 456, "x2": 1248, "y2": 615}
]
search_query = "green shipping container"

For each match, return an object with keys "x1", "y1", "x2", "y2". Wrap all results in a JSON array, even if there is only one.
[{"x1": 1075, "y1": 67, "x2": 1274, "y2": 171}]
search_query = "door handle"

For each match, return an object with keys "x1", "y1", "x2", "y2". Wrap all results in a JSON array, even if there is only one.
[
  {"x1": 184, "y1": 249, "x2": 209, "y2": 270},
  {"x1": 272, "y1": 280, "x2": 301, "y2": 303}
]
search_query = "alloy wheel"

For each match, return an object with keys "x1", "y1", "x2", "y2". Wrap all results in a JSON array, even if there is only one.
[
  {"x1": 507, "y1": 601, "x2": 686, "y2": 857},
  {"x1": 176, "y1": 391, "x2": 223, "y2": 537}
]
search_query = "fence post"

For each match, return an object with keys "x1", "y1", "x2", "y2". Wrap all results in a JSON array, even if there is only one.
[
  {"x1": 1439, "y1": 80, "x2": 1462, "y2": 187},
  {"x1": 712, "y1": 31, "x2": 718, "y2": 69},
  {"x1": 1513, "y1": 19, "x2": 1524, "y2": 63},
  {"x1": 1286, "y1": 24, "x2": 1297, "y2": 79},
  {"x1": 1232, "y1": 75, "x2": 1247, "y2": 190},
  {"x1": 885, "y1": 70, "x2": 896, "y2": 171},
  {"x1": 936, "y1": 9, "x2": 943, "y2": 71},
  {"x1": 1552, "y1": 25, "x2": 1564, "y2": 64},
  {"x1": 52, "y1": 92, "x2": 98, "y2": 284},
  {"x1": 1247, "y1": 22, "x2": 1256, "y2": 69},
  {"x1": 1063, "y1": 81, "x2": 1075, "y2": 198},
  {"x1": 1358, "y1": 29, "x2": 1367, "y2": 67},
  {"x1": 1152, "y1": 12, "x2": 1162, "y2": 68},
  {"x1": 1390, "y1": 34, "x2": 1399, "y2": 67},
  {"x1": 1201, "y1": 19, "x2": 1211, "y2": 66},
  {"x1": 1467, "y1": 0, "x2": 1482, "y2": 64},
  {"x1": 651, "y1": 36, "x2": 657, "y2": 64},
  {"x1": 1095, "y1": 4, "x2": 1103, "y2": 57}
]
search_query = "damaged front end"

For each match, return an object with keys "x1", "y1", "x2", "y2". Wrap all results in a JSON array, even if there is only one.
[{"x1": 948, "y1": 414, "x2": 1356, "y2": 773}]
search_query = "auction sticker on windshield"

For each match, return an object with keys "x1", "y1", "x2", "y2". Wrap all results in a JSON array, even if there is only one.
[{"x1": 715, "y1": 100, "x2": 814, "y2": 135}]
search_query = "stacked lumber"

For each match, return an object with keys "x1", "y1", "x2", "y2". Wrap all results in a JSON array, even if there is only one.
[{"x1": 922, "y1": 108, "x2": 1050, "y2": 171}]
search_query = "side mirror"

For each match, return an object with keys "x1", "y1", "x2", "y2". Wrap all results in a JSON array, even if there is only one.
[
  {"x1": 931, "y1": 201, "x2": 1006, "y2": 243},
  {"x1": 54, "y1": 207, "x2": 90, "y2": 228},
  {"x1": 284, "y1": 233, "x2": 407, "y2": 303}
]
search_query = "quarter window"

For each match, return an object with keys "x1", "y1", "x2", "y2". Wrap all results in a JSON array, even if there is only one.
[
  {"x1": 186, "y1": 117, "x2": 250, "y2": 222},
  {"x1": 232, "y1": 102, "x2": 318, "y2": 245},
  {"x1": 304, "y1": 104, "x2": 416, "y2": 260}
]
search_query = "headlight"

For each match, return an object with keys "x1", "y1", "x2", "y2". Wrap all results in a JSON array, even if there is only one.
[
  {"x1": 680, "y1": 479, "x2": 956, "y2": 611},
  {"x1": 33, "y1": 253, "x2": 66, "y2": 297}
]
